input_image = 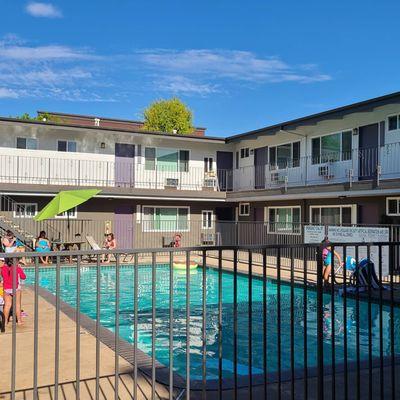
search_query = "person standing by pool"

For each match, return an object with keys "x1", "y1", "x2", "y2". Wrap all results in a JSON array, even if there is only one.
[
  {"x1": 1, "y1": 257, "x2": 26, "y2": 326},
  {"x1": 102, "y1": 233, "x2": 116, "y2": 263},
  {"x1": 321, "y1": 237, "x2": 342, "y2": 285},
  {"x1": 35, "y1": 231, "x2": 51, "y2": 265},
  {"x1": 2, "y1": 230, "x2": 17, "y2": 253}
]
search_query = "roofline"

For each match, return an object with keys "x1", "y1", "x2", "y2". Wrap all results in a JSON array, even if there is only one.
[
  {"x1": 226, "y1": 90, "x2": 400, "y2": 142},
  {"x1": 37, "y1": 110, "x2": 207, "y2": 130},
  {"x1": 0, "y1": 117, "x2": 225, "y2": 142}
]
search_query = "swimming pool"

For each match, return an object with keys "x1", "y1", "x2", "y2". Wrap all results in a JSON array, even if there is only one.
[{"x1": 25, "y1": 264, "x2": 400, "y2": 382}]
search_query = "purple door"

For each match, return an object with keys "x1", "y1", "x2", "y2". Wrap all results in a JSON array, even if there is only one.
[
  {"x1": 358, "y1": 124, "x2": 378, "y2": 180},
  {"x1": 216, "y1": 151, "x2": 233, "y2": 191},
  {"x1": 115, "y1": 143, "x2": 135, "y2": 187},
  {"x1": 114, "y1": 205, "x2": 134, "y2": 249},
  {"x1": 254, "y1": 146, "x2": 268, "y2": 189}
]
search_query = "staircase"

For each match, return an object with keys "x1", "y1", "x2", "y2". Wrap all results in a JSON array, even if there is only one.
[
  {"x1": 0, "y1": 214, "x2": 35, "y2": 248},
  {"x1": 0, "y1": 195, "x2": 61, "y2": 249}
]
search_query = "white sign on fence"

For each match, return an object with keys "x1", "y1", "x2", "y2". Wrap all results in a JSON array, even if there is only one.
[
  {"x1": 327, "y1": 226, "x2": 390, "y2": 276},
  {"x1": 304, "y1": 225, "x2": 325, "y2": 244},
  {"x1": 304, "y1": 225, "x2": 390, "y2": 276}
]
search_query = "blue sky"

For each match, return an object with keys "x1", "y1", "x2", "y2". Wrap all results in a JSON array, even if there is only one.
[{"x1": 0, "y1": 1, "x2": 399, "y2": 136}]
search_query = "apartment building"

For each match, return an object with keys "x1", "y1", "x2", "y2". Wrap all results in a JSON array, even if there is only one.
[{"x1": 1, "y1": 91, "x2": 400, "y2": 248}]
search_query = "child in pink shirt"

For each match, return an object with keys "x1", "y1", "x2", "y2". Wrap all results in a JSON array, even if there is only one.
[{"x1": 1, "y1": 258, "x2": 26, "y2": 325}]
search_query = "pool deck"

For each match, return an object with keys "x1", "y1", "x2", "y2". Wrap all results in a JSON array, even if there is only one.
[
  {"x1": 1, "y1": 254, "x2": 399, "y2": 399},
  {"x1": 0, "y1": 287, "x2": 180, "y2": 400}
]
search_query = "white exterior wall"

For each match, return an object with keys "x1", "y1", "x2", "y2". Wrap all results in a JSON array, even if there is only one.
[
  {"x1": 231, "y1": 103, "x2": 400, "y2": 190},
  {"x1": 0, "y1": 121, "x2": 230, "y2": 190}
]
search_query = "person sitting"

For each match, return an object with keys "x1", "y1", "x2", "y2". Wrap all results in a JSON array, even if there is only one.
[
  {"x1": 35, "y1": 231, "x2": 51, "y2": 265},
  {"x1": 1, "y1": 257, "x2": 26, "y2": 326},
  {"x1": 102, "y1": 233, "x2": 116, "y2": 263},
  {"x1": 2, "y1": 231, "x2": 17, "y2": 254},
  {"x1": 174, "y1": 233, "x2": 182, "y2": 248},
  {"x1": 15, "y1": 238, "x2": 26, "y2": 265}
]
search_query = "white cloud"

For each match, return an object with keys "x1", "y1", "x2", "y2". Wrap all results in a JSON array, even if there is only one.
[
  {"x1": 138, "y1": 49, "x2": 331, "y2": 85},
  {"x1": 154, "y1": 76, "x2": 220, "y2": 96},
  {"x1": 0, "y1": 43, "x2": 97, "y2": 61},
  {"x1": 25, "y1": 2, "x2": 62, "y2": 18},
  {"x1": 0, "y1": 35, "x2": 113, "y2": 102},
  {"x1": 0, "y1": 88, "x2": 19, "y2": 99}
]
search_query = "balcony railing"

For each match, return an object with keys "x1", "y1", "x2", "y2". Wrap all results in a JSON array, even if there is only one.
[
  {"x1": 233, "y1": 142, "x2": 400, "y2": 191},
  {"x1": 0, "y1": 142, "x2": 399, "y2": 192},
  {"x1": 0, "y1": 152, "x2": 231, "y2": 192}
]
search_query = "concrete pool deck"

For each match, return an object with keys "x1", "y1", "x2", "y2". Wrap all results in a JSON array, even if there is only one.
[
  {"x1": 0, "y1": 287, "x2": 179, "y2": 399},
  {"x1": 1, "y1": 253, "x2": 399, "y2": 399}
]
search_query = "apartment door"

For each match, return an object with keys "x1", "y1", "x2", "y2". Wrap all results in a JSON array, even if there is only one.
[
  {"x1": 114, "y1": 205, "x2": 134, "y2": 249},
  {"x1": 254, "y1": 146, "x2": 268, "y2": 189},
  {"x1": 115, "y1": 143, "x2": 135, "y2": 187},
  {"x1": 216, "y1": 151, "x2": 233, "y2": 191},
  {"x1": 358, "y1": 124, "x2": 378, "y2": 180}
]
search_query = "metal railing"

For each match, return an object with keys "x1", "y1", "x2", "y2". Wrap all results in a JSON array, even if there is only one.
[
  {"x1": 233, "y1": 143, "x2": 400, "y2": 191},
  {"x1": 1, "y1": 243, "x2": 399, "y2": 399},
  {"x1": 0, "y1": 153, "x2": 230, "y2": 192}
]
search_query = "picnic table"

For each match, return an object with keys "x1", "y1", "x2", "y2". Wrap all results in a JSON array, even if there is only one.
[{"x1": 51, "y1": 240, "x2": 85, "y2": 263}]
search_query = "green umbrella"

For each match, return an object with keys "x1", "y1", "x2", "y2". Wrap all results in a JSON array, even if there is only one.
[{"x1": 34, "y1": 189, "x2": 101, "y2": 221}]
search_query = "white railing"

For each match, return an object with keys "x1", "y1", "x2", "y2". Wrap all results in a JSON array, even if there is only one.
[
  {"x1": 0, "y1": 151, "x2": 228, "y2": 191},
  {"x1": 233, "y1": 143, "x2": 400, "y2": 191},
  {"x1": 1, "y1": 142, "x2": 400, "y2": 192}
]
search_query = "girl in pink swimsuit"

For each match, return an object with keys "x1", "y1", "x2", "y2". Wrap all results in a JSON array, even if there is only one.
[{"x1": 1, "y1": 258, "x2": 26, "y2": 325}]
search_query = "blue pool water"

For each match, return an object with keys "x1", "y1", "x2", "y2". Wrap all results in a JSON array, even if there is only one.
[{"x1": 25, "y1": 265, "x2": 400, "y2": 381}]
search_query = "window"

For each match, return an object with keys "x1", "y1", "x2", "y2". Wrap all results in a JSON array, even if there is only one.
[
  {"x1": 269, "y1": 141, "x2": 300, "y2": 169},
  {"x1": 55, "y1": 207, "x2": 77, "y2": 219},
  {"x1": 311, "y1": 131, "x2": 352, "y2": 164},
  {"x1": 387, "y1": 197, "x2": 400, "y2": 216},
  {"x1": 16, "y1": 137, "x2": 37, "y2": 150},
  {"x1": 204, "y1": 157, "x2": 213, "y2": 173},
  {"x1": 145, "y1": 147, "x2": 156, "y2": 170},
  {"x1": 13, "y1": 203, "x2": 37, "y2": 218},
  {"x1": 388, "y1": 115, "x2": 400, "y2": 131},
  {"x1": 267, "y1": 207, "x2": 301, "y2": 234},
  {"x1": 142, "y1": 206, "x2": 189, "y2": 232},
  {"x1": 145, "y1": 147, "x2": 189, "y2": 172},
  {"x1": 202, "y1": 210, "x2": 213, "y2": 229},
  {"x1": 239, "y1": 203, "x2": 250, "y2": 216},
  {"x1": 310, "y1": 205, "x2": 355, "y2": 225},
  {"x1": 58, "y1": 140, "x2": 77, "y2": 152},
  {"x1": 240, "y1": 148, "x2": 249, "y2": 158}
]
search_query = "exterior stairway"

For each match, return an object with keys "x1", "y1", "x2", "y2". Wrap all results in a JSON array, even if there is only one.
[
  {"x1": 0, "y1": 214, "x2": 35, "y2": 248},
  {"x1": 0, "y1": 194, "x2": 61, "y2": 250}
]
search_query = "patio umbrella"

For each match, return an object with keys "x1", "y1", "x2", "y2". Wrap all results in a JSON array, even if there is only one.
[{"x1": 34, "y1": 189, "x2": 101, "y2": 222}]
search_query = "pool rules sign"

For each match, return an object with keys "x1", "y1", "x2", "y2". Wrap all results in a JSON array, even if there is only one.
[{"x1": 304, "y1": 225, "x2": 390, "y2": 276}]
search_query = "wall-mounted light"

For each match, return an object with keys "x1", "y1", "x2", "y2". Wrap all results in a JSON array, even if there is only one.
[
  {"x1": 100, "y1": 142, "x2": 106, "y2": 149},
  {"x1": 353, "y1": 127, "x2": 359, "y2": 135}
]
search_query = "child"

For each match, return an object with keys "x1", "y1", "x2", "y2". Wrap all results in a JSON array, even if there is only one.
[
  {"x1": 102, "y1": 233, "x2": 116, "y2": 263},
  {"x1": 1, "y1": 258, "x2": 26, "y2": 326},
  {"x1": 321, "y1": 238, "x2": 342, "y2": 285}
]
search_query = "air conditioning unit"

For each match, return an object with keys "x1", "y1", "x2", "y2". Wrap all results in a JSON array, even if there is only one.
[
  {"x1": 318, "y1": 164, "x2": 333, "y2": 179},
  {"x1": 165, "y1": 178, "x2": 179, "y2": 188},
  {"x1": 271, "y1": 171, "x2": 287, "y2": 183},
  {"x1": 203, "y1": 178, "x2": 216, "y2": 188}
]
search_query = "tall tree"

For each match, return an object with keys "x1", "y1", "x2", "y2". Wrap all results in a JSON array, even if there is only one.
[{"x1": 142, "y1": 98, "x2": 194, "y2": 134}]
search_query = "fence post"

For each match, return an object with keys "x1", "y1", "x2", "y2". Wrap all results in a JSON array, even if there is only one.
[{"x1": 316, "y1": 244, "x2": 324, "y2": 399}]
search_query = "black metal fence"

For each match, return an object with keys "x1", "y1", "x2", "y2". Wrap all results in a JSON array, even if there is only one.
[{"x1": 1, "y1": 243, "x2": 399, "y2": 399}]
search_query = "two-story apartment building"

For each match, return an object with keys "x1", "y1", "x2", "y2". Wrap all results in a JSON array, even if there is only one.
[{"x1": 1, "y1": 91, "x2": 400, "y2": 248}]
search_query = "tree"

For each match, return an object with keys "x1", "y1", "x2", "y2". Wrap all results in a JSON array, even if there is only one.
[{"x1": 142, "y1": 98, "x2": 194, "y2": 134}]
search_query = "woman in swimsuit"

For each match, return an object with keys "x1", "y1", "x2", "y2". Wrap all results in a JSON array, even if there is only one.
[{"x1": 35, "y1": 231, "x2": 51, "y2": 265}]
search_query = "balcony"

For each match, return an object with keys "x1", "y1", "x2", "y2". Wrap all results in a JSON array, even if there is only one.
[
  {"x1": 232, "y1": 142, "x2": 400, "y2": 191},
  {"x1": 0, "y1": 147, "x2": 231, "y2": 192}
]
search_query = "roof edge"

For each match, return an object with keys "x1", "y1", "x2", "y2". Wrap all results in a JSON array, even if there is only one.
[{"x1": 0, "y1": 117, "x2": 225, "y2": 142}]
